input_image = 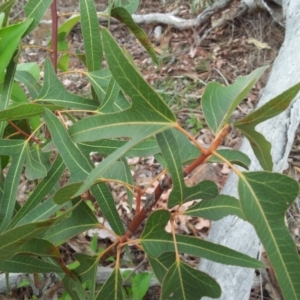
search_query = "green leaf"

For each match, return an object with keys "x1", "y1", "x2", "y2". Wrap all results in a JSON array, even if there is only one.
[
  {"x1": 238, "y1": 127, "x2": 272, "y2": 171},
  {"x1": 24, "y1": 0, "x2": 52, "y2": 34},
  {"x1": 44, "y1": 109, "x2": 124, "y2": 235},
  {"x1": 0, "y1": 103, "x2": 60, "y2": 121},
  {"x1": 91, "y1": 183, "x2": 125, "y2": 236},
  {"x1": 11, "y1": 155, "x2": 65, "y2": 227},
  {"x1": 0, "y1": 213, "x2": 70, "y2": 260},
  {"x1": 77, "y1": 138, "x2": 160, "y2": 158},
  {"x1": 58, "y1": 14, "x2": 80, "y2": 36},
  {"x1": 72, "y1": 128, "x2": 172, "y2": 198},
  {"x1": 0, "y1": 141, "x2": 27, "y2": 232},
  {"x1": 132, "y1": 272, "x2": 153, "y2": 300},
  {"x1": 0, "y1": 255, "x2": 61, "y2": 273},
  {"x1": 43, "y1": 200, "x2": 98, "y2": 245},
  {"x1": 99, "y1": 77, "x2": 122, "y2": 112},
  {"x1": 86, "y1": 68, "x2": 111, "y2": 101},
  {"x1": 25, "y1": 144, "x2": 51, "y2": 180},
  {"x1": 95, "y1": 269, "x2": 123, "y2": 300},
  {"x1": 62, "y1": 275, "x2": 88, "y2": 300},
  {"x1": 19, "y1": 238, "x2": 61, "y2": 258},
  {"x1": 17, "y1": 62, "x2": 40, "y2": 81},
  {"x1": 208, "y1": 149, "x2": 251, "y2": 169},
  {"x1": 162, "y1": 260, "x2": 221, "y2": 300},
  {"x1": 57, "y1": 53, "x2": 70, "y2": 72},
  {"x1": 44, "y1": 108, "x2": 92, "y2": 182},
  {"x1": 238, "y1": 171, "x2": 300, "y2": 300},
  {"x1": 79, "y1": 0, "x2": 102, "y2": 71},
  {"x1": 54, "y1": 182, "x2": 83, "y2": 205},
  {"x1": 0, "y1": 46, "x2": 20, "y2": 136},
  {"x1": 0, "y1": 0, "x2": 15, "y2": 26},
  {"x1": 37, "y1": 59, "x2": 98, "y2": 110},
  {"x1": 73, "y1": 253, "x2": 99, "y2": 299},
  {"x1": 114, "y1": 0, "x2": 139, "y2": 14},
  {"x1": 235, "y1": 82, "x2": 300, "y2": 128},
  {"x1": 15, "y1": 197, "x2": 64, "y2": 225},
  {"x1": 184, "y1": 195, "x2": 245, "y2": 220},
  {"x1": 148, "y1": 252, "x2": 176, "y2": 283},
  {"x1": 111, "y1": 7, "x2": 158, "y2": 64},
  {"x1": 202, "y1": 66, "x2": 268, "y2": 134},
  {"x1": 0, "y1": 19, "x2": 32, "y2": 75},
  {"x1": 156, "y1": 129, "x2": 218, "y2": 208},
  {"x1": 234, "y1": 82, "x2": 300, "y2": 170},
  {"x1": 141, "y1": 210, "x2": 265, "y2": 268},
  {"x1": 101, "y1": 27, "x2": 175, "y2": 121},
  {"x1": 16, "y1": 70, "x2": 42, "y2": 100}
]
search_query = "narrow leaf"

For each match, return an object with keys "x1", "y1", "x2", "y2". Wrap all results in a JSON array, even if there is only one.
[
  {"x1": 0, "y1": 255, "x2": 61, "y2": 273},
  {"x1": 111, "y1": 7, "x2": 158, "y2": 64},
  {"x1": 24, "y1": 0, "x2": 52, "y2": 34},
  {"x1": 43, "y1": 200, "x2": 98, "y2": 245},
  {"x1": 0, "y1": 214, "x2": 70, "y2": 260},
  {"x1": 79, "y1": 0, "x2": 102, "y2": 71},
  {"x1": 0, "y1": 19, "x2": 32, "y2": 74},
  {"x1": 234, "y1": 81, "x2": 300, "y2": 127},
  {"x1": 11, "y1": 155, "x2": 65, "y2": 227},
  {"x1": 0, "y1": 142, "x2": 27, "y2": 232},
  {"x1": 102, "y1": 27, "x2": 175, "y2": 121}
]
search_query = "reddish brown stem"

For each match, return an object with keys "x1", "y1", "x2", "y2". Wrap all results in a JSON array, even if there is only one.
[
  {"x1": 135, "y1": 190, "x2": 142, "y2": 214},
  {"x1": 8, "y1": 121, "x2": 41, "y2": 144},
  {"x1": 50, "y1": 0, "x2": 58, "y2": 73}
]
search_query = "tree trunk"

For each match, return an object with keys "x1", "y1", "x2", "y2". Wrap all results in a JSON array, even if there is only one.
[{"x1": 198, "y1": 0, "x2": 300, "y2": 299}]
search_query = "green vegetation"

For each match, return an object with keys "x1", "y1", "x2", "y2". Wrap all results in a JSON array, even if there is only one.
[{"x1": 0, "y1": 0, "x2": 300, "y2": 299}]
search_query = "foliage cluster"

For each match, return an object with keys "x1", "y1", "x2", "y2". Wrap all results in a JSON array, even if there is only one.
[{"x1": 0, "y1": 0, "x2": 300, "y2": 299}]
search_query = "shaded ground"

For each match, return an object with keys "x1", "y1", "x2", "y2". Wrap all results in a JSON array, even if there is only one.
[{"x1": 6, "y1": 1, "x2": 300, "y2": 299}]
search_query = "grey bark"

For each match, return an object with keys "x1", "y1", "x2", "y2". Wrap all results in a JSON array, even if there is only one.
[{"x1": 198, "y1": 0, "x2": 300, "y2": 299}]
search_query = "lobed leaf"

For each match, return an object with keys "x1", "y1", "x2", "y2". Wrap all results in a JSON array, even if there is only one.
[
  {"x1": 202, "y1": 66, "x2": 268, "y2": 134},
  {"x1": 141, "y1": 210, "x2": 265, "y2": 269},
  {"x1": 234, "y1": 82, "x2": 300, "y2": 170},
  {"x1": 37, "y1": 59, "x2": 98, "y2": 110},
  {"x1": 73, "y1": 253, "x2": 99, "y2": 299},
  {"x1": 238, "y1": 171, "x2": 300, "y2": 300},
  {"x1": 184, "y1": 195, "x2": 245, "y2": 220},
  {"x1": 162, "y1": 260, "x2": 221, "y2": 300},
  {"x1": 95, "y1": 269, "x2": 123, "y2": 300}
]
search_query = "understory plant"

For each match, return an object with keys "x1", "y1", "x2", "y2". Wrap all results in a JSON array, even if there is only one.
[{"x1": 0, "y1": 0, "x2": 300, "y2": 299}]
